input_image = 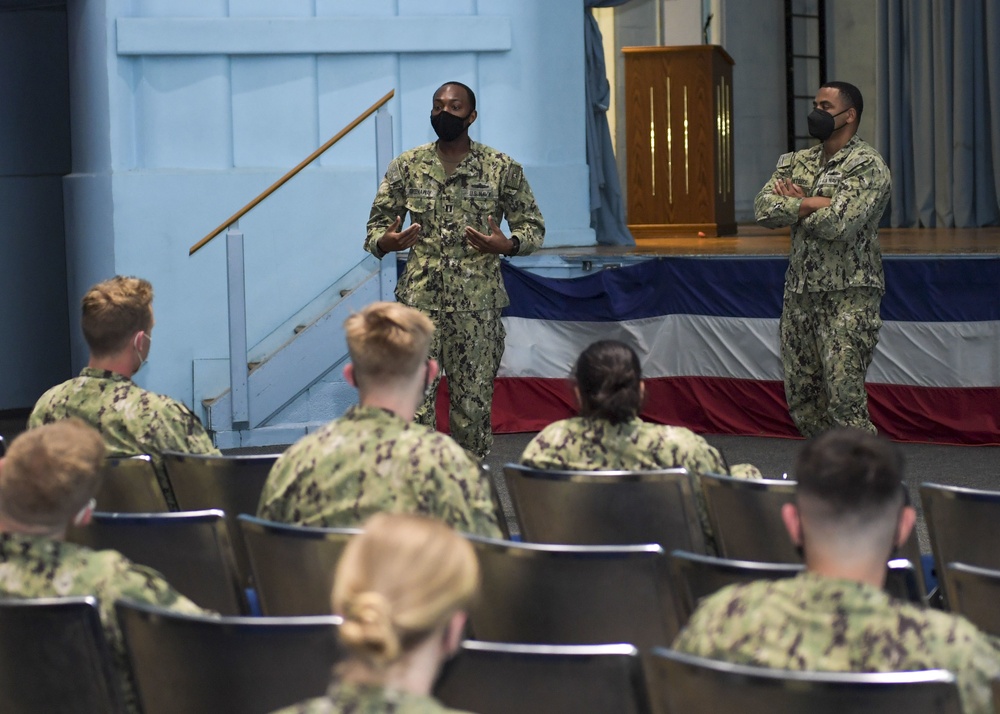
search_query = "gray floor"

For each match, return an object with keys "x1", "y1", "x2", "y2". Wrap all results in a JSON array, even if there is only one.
[{"x1": 487, "y1": 431, "x2": 1000, "y2": 554}]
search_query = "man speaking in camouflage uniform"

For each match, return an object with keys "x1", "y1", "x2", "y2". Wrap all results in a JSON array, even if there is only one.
[
  {"x1": 754, "y1": 82, "x2": 891, "y2": 437},
  {"x1": 28, "y1": 275, "x2": 220, "y2": 507},
  {"x1": 365, "y1": 81, "x2": 545, "y2": 459},
  {"x1": 0, "y1": 420, "x2": 205, "y2": 712},
  {"x1": 674, "y1": 428, "x2": 1000, "y2": 714},
  {"x1": 258, "y1": 301, "x2": 501, "y2": 538}
]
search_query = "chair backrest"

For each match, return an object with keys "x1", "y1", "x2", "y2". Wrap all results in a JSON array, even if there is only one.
[
  {"x1": 435, "y1": 641, "x2": 652, "y2": 714},
  {"x1": 920, "y1": 482, "x2": 1000, "y2": 578},
  {"x1": 0, "y1": 596, "x2": 127, "y2": 713},
  {"x1": 646, "y1": 648, "x2": 963, "y2": 714},
  {"x1": 941, "y1": 562, "x2": 1000, "y2": 637},
  {"x1": 238, "y1": 514, "x2": 360, "y2": 616},
  {"x1": 702, "y1": 474, "x2": 927, "y2": 597},
  {"x1": 668, "y1": 550, "x2": 802, "y2": 628},
  {"x1": 67, "y1": 510, "x2": 246, "y2": 615},
  {"x1": 96, "y1": 455, "x2": 170, "y2": 513},
  {"x1": 161, "y1": 450, "x2": 280, "y2": 585},
  {"x1": 503, "y1": 464, "x2": 706, "y2": 553},
  {"x1": 466, "y1": 535, "x2": 681, "y2": 649},
  {"x1": 116, "y1": 599, "x2": 341, "y2": 714},
  {"x1": 699, "y1": 473, "x2": 799, "y2": 562}
]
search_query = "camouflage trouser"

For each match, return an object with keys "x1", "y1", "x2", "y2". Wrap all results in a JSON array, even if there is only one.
[
  {"x1": 414, "y1": 308, "x2": 505, "y2": 459},
  {"x1": 779, "y1": 287, "x2": 882, "y2": 438}
]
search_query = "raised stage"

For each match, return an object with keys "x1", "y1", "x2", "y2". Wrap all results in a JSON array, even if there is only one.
[{"x1": 443, "y1": 225, "x2": 1000, "y2": 447}]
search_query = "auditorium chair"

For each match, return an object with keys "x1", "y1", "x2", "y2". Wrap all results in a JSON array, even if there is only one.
[
  {"x1": 237, "y1": 514, "x2": 360, "y2": 616},
  {"x1": 940, "y1": 562, "x2": 1000, "y2": 637},
  {"x1": 668, "y1": 550, "x2": 924, "y2": 627},
  {"x1": 116, "y1": 599, "x2": 341, "y2": 714},
  {"x1": 435, "y1": 641, "x2": 652, "y2": 714},
  {"x1": 502, "y1": 464, "x2": 705, "y2": 554},
  {"x1": 95, "y1": 454, "x2": 170, "y2": 513},
  {"x1": 67, "y1": 509, "x2": 247, "y2": 614},
  {"x1": 920, "y1": 482, "x2": 1000, "y2": 607},
  {"x1": 667, "y1": 550, "x2": 802, "y2": 627},
  {"x1": 0, "y1": 596, "x2": 127, "y2": 713},
  {"x1": 161, "y1": 450, "x2": 281, "y2": 585},
  {"x1": 646, "y1": 648, "x2": 962, "y2": 714},
  {"x1": 465, "y1": 534, "x2": 681, "y2": 648},
  {"x1": 702, "y1": 473, "x2": 928, "y2": 598}
]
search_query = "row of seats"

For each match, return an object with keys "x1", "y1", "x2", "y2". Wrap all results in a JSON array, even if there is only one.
[
  {"x1": 0, "y1": 595, "x2": 968, "y2": 714},
  {"x1": 86, "y1": 456, "x2": 1000, "y2": 632}
]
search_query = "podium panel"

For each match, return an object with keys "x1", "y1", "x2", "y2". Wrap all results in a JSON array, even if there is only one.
[{"x1": 624, "y1": 45, "x2": 735, "y2": 242}]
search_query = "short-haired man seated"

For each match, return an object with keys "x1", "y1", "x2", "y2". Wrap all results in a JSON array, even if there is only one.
[
  {"x1": 0, "y1": 420, "x2": 206, "y2": 713},
  {"x1": 29, "y1": 275, "x2": 220, "y2": 507},
  {"x1": 258, "y1": 301, "x2": 501, "y2": 538},
  {"x1": 673, "y1": 427, "x2": 1000, "y2": 714}
]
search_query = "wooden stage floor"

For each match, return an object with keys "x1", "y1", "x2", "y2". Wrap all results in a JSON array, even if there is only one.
[{"x1": 541, "y1": 224, "x2": 1000, "y2": 257}]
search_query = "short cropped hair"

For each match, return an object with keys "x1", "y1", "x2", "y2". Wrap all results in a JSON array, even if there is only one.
[
  {"x1": 81, "y1": 276, "x2": 153, "y2": 358},
  {"x1": 0, "y1": 420, "x2": 105, "y2": 527},
  {"x1": 821, "y1": 81, "x2": 864, "y2": 126},
  {"x1": 333, "y1": 512, "x2": 478, "y2": 669},
  {"x1": 436, "y1": 81, "x2": 477, "y2": 112},
  {"x1": 573, "y1": 340, "x2": 643, "y2": 424},
  {"x1": 344, "y1": 302, "x2": 434, "y2": 387},
  {"x1": 793, "y1": 427, "x2": 905, "y2": 519}
]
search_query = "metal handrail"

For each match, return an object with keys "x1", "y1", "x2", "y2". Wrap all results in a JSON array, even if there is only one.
[{"x1": 189, "y1": 89, "x2": 395, "y2": 256}]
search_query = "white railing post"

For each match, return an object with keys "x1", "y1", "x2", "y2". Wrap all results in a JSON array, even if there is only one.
[
  {"x1": 375, "y1": 103, "x2": 397, "y2": 301},
  {"x1": 226, "y1": 223, "x2": 249, "y2": 428}
]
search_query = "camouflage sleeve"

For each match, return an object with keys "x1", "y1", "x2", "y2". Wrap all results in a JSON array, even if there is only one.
[
  {"x1": 753, "y1": 154, "x2": 800, "y2": 229},
  {"x1": 801, "y1": 154, "x2": 891, "y2": 242},
  {"x1": 365, "y1": 158, "x2": 408, "y2": 258},
  {"x1": 518, "y1": 424, "x2": 573, "y2": 470},
  {"x1": 671, "y1": 587, "x2": 736, "y2": 658},
  {"x1": 430, "y1": 442, "x2": 502, "y2": 539},
  {"x1": 500, "y1": 162, "x2": 545, "y2": 255},
  {"x1": 149, "y1": 399, "x2": 220, "y2": 457},
  {"x1": 256, "y1": 454, "x2": 296, "y2": 523},
  {"x1": 114, "y1": 562, "x2": 208, "y2": 615}
]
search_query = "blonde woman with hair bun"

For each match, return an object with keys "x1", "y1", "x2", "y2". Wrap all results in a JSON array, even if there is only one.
[{"x1": 270, "y1": 512, "x2": 479, "y2": 714}]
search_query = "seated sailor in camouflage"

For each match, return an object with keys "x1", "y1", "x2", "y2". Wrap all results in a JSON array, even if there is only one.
[
  {"x1": 271, "y1": 513, "x2": 477, "y2": 714},
  {"x1": 674, "y1": 428, "x2": 1000, "y2": 714},
  {"x1": 754, "y1": 81, "x2": 891, "y2": 438},
  {"x1": 28, "y1": 276, "x2": 220, "y2": 508},
  {"x1": 258, "y1": 302, "x2": 501, "y2": 537},
  {"x1": 520, "y1": 340, "x2": 763, "y2": 551},
  {"x1": 366, "y1": 81, "x2": 545, "y2": 460},
  {"x1": 0, "y1": 420, "x2": 206, "y2": 714}
]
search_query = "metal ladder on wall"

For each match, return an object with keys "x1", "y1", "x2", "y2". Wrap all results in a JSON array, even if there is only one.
[{"x1": 785, "y1": 0, "x2": 827, "y2": 152}]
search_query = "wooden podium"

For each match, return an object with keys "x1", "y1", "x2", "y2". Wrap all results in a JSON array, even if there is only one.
[{"x1": 623, "y1": 45, "x2": 735, "y2": 242}]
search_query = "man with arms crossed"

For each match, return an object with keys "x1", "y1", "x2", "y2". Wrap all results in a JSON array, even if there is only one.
[{"x1": 755, "y1": 82, "x2": 891, "y2": 437}]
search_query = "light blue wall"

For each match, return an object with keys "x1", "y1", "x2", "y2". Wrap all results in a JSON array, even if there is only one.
[
  {"x1": 62, "y1": 0, "x2": 595, "y2": 416},
  {"x1": 0, "y1": 7, "x2": 72, "y2": 410}
]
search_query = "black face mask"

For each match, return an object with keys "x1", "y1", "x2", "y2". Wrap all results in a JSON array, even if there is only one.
[
  {"x1": 430, "y1": 110, "x2": 471, "y2": 142},
  {"x1": 807, "y1": 106, "x2": 850, "y2": 141}
]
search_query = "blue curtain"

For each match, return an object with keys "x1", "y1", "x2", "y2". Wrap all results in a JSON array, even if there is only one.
[
  {"x1": 585, "y1": 0, "x2": 635, "y2": 245},
  {"x1": 876, "y1": 0, "x2": 1000, "y2": 227}
]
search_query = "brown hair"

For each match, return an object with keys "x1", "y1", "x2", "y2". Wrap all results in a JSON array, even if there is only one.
[
  {"x1": 344, "y1": 302, "x2": 434, "y2": 388},
  {"x1": 0, "y1": 420, "x2": 105, "y2": 527},
  {"x1": 81, "y1": 276, "x2": 154, "y2": 358},
  {"x1": 573, "y1": 340, "x2": 643, "y2": 424},
  {"x1": 333, "y1": 513, "x2": 478, "y2": 670}
]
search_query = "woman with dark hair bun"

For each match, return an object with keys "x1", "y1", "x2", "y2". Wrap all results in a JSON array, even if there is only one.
[{"x1": 520, "y1": 340, "x2": 763, "y2": 548}]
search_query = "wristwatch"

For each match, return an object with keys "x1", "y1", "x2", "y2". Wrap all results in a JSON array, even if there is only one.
[{"x1": 508, "y1": 236, "x2": 521, "y2": 257}]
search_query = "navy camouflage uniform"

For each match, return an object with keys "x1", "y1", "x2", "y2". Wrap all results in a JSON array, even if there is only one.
[
  {"x1": 28, "y1": 368, "x2": 220, "y2": 508},
  {"x1": 0, "y1": 531, "x2": 205, "y2": 713},
  {"x1": 257, "y1": 405, "x2": 502, "y2": 538},
  {"x1": 674, "y1": 571, "x2": 1000, "y2": 714},
  {"x1": 366, "y1": 141, "x2": 545, "y2": 458},
  {"x1": 754, "y1": 135, "x2": 891, "y2": 437},
  {"x1": 269, "y1": 681, "x2": 472, "y2": 714}
]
